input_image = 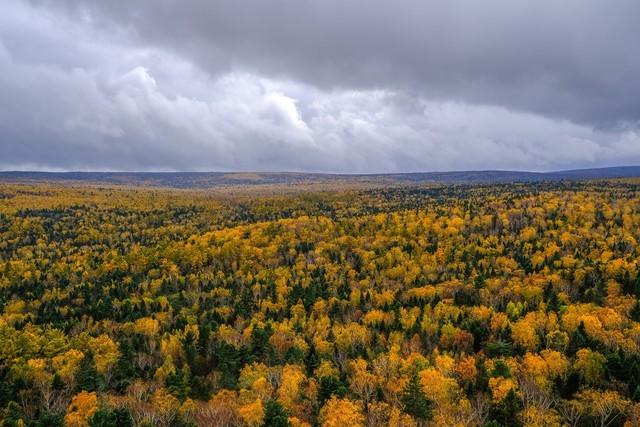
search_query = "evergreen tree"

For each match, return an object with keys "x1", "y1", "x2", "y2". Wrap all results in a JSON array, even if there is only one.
[
  {"x1": 212, "y1": 341, "x2": 241, "y2": 389},
  {"x1": 89, "y1": 408, "x2": 116, "y2": 427},
  {"x1": 166, "y1": 367, "x2": 190, "y2": 401},
  {"x1": 489, "y1": 389, "x2": 523, "y2": 427},
  {"x1": 317, "y1": 376, "x2": 348, "y2": 406},
  {"x1": 491, "y1": 360, "x2": 511, "y2": 378},
  {"x1": 183, "y1": 330, "x2": 198, "y2": 368},
  {"x1": 36, "y1": 411, "x2": 64, "y2": 427},
  {"x1": 249, "y1": 324, "x2": 273, "y2": 362},
  {"x1": 486, "y1": 340, "x2": 514, "y2": 358},
  {"x1": 567, "y1": 321, "x2": 590, "y2": 356},
  {"x1": 111, "y1": 339, "x2": 136, "y2": 393},
  {"x1": 263, "y1": 400, "x2": 291, "y2": 427},
  {"x1": 304, "y1": 342, "x2": 320, "y2": 376},
  {"x1": 189, "y1": 375, "x2": 212, "y2": 401},
  {"x1": 90, "y1": 407, "x2": 134, "y2": 427},
  {"x1": 75, "y1": 352, "x2": 102, "y2": 392},
  {"x1": 631, "y1": 301, "x2": 640, "y2": 322},
  {"x1": 0, "y1": 368, "x2": 12, "y2": 407},
  {"x1": 197, "y1": 324, "x2": 211, "y2": 357},
  {"x1": 112, "y1": 408, "x2": 134, "y2": 427},
  {"x1": 400, "y1": 370, "x2": 433, "y2": 424},
  {"x1": 2, "y1": 402, "x2": 26, "y2": 427}
]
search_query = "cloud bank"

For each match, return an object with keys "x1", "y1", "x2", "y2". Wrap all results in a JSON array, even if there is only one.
[{"x1": 1, "y1": 0, "x2": 639, "y2": 172}]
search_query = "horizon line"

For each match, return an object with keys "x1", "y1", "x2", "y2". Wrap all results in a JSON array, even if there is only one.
[{"x1": 1, "y1": 165, "x2": 640, "y2": 176}]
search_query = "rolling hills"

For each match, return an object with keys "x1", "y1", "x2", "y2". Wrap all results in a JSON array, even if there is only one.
[{"x1": 0, "y1": 166, "x2": 639, "y2": 188}]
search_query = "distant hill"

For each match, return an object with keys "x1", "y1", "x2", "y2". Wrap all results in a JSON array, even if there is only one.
[{"x1": 1, "y1": 166, "x2": 639, "y2": 188}]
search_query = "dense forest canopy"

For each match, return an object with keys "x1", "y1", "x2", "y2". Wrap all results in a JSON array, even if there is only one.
[{"x1": 2, "y1": 179, "x2": 640, "y2": 426}]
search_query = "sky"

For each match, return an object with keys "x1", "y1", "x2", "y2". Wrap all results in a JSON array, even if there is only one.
[{"x1": 1, "y1": 0, "x2": 640, "y2": 173}]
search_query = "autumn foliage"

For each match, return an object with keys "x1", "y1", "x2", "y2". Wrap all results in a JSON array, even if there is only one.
[{"x1": 1, "y1": 180, "x2": 640, "y2": 426}]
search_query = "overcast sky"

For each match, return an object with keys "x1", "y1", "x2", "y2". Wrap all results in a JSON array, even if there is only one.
[{"x1": 1, "y1": 0, "x2": 639, "y2": 172}]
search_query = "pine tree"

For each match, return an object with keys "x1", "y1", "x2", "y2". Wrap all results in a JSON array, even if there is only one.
[
  {"x1": 89, "y1": 407, "x2": 133, "y2": 427},
  {"x1": 304, "y1": 342, "x2": 320, "y2": 376},
  {"x1": 75, "y1": 352, "x2": 102, "y2": 392},
  {"x1": 489, "y1": 388, "x2": 523, "y2": 427},
  {"x1": 111, "y1": 338, "x2": 136, "y2": 393},
  {"x1": 2, "y1": 402, "x2": 26, "y2": 427},
  {"x1": 318, "y1": 376, "x2": 348, "y2": 406},
  {"x1": 567, "y1": 321, "x2": 589, "y2": 356},
  {"x1": 631, "y1": 301, "x2": 640, "y2": 322},
  {"x1": 166, "y1": 367, "x2": 190, "y2": 401},
  {"x1": 37, "y1": 411, "x2": 64, "y2": 427},
  {"x1": 400, "y1": 370, "x2": 433, "y2": 424},
  {"x1": 263, "y1": 400, "x2": 291, "y2": 427},
  {"x1": 183, "y1": 330, "x2": 198, "y2": 368},
  {"x1": 197, "y1": 324, "x2": 211, "y2": 357}
]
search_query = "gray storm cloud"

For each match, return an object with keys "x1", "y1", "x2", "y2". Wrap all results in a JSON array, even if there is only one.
[{"x1": 1, "y1": 0, "x2": 639, "y2": 172}]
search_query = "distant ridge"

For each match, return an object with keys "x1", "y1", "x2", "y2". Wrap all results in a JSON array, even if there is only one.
[{"x1": 1, "y1": 166, "x2": 639, "y2": 188}]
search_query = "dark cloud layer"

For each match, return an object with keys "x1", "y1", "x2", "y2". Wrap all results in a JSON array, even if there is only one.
[
  {"x1": 1, "y1": 0, "x2": 639, "y2": 172},
  {"x1": 33, "y1": 0, "x2": 640, "y2": 125}
]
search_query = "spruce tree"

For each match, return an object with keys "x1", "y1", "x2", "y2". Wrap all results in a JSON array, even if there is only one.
[
  {"x1": 75, "y1": 352, "x2": 102, "y2": 392},
  {"x1": 89, "y1": 407, "x2": 133, "y2": 427},
  {"x1": 400, "y1": 370, "x2": 433, "y2": 424},
  {"x1": 318, "y1": 376, "x2": 348, "y2": 406},
  {"x1": 489, "y1": 388, "x2": 523, "y2": 427},
  {"x1": 263, "y1": 400, "x2": 291, "y2": 427}
]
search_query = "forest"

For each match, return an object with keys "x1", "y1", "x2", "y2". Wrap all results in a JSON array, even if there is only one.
[{"x1": 2, "y1": 179, "x2": 640, "y2": 426}]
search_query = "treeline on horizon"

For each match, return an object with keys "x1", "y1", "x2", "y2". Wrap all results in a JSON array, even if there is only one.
[
  {"x1": 2, "y1": 165, "x2": 640, "y2": 189},
  {"x1": 2, "y1": 180, "x2": 640, "y2": 426}
]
